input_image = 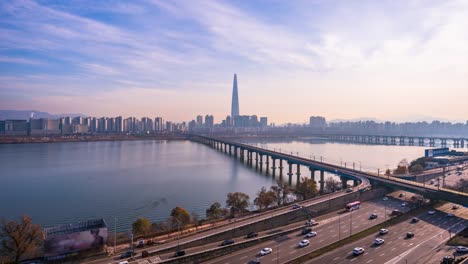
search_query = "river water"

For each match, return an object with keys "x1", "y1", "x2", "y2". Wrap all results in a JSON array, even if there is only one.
[{"x1": 0, "y1": 139, "x2": 426, "y2": 231}]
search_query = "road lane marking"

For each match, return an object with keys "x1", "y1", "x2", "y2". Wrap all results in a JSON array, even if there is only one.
[
  {"x1": 350, "y1": 258, "x2": 357, "y2": 262},
  {"x1": 408, "y1": 243, "x2": 413, "y2": 247},
  {"x1": 289, "y1": 250, "x2": 297, "y2": 255},
  {"x1": 333, "y1": 257, "x2": 340, "y2": 260},
  {"x1": 240, "y1": 256, "x2": 247, "y2": 259},
  {"x1": 391, "y1": 248, "x2": 396, "y2": 251},
  {"x1": 380, "y1": 253, "x2": 385, "y2": 256},
  {"x1": 319, "y1": 239, "x2": 324, "y2": 242},
  {"x1": 332, "y1": 235, "x2": 338, "y2": 238},
  {"x1": 367, "y1": 260, "x2": 373, "y2": 263},
  {"x1": 364, "y1": 252, "x2": 369, "y2": 255}
]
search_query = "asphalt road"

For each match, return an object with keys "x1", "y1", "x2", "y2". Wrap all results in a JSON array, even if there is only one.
[
  {"x1": 85, "y1": 189, "x2": 364, "y2": 264},
  {"x1": 203, "y1": 197, "x2": 410, "y2": 264},
  {"x1": 305, "y1": 205, "x2": 468, "y2": 264}
]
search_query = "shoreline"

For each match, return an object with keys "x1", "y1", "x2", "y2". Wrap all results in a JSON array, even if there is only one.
[{"x1": 0, "y1": 134, "x2": 188, "y2": 144}]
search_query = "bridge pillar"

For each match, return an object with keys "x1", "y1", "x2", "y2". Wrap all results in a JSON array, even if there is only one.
[
  {"x1": 309, "y1": 167, "x2": 315, "y2": 180},
  {"x1": 441, "y1": 139, "x2": 447, "y2": 147},
  {"x1": 228, "y1": 144, "x2": 232, "y2": 155},
  {"x1": 429, "y1": 138, "x2": 435, "y2": 147},
  {"x1": 399, "y1": 137, "x2": 405, "y2": 145},
  {"x1": 461, "y1": 139, "x2": 465, "y2": 148},
  {"x1": 296, "y1": 164, "x2": 301, "y2": 185},
  {"x1": 271, "y1": 159, "x2": 276, "y2": 176},
  {"x1": 279, "y1": 159, "x2": 284, "y2": 177},
  {"x1": 259, "y1": 154, "x2": 263, "y2": 172},
  {"x1": 340, "y1": 176, "x2": 347, "y2": 189},
  {"x1": 409, "y1": 138, "x2": 414, "y2": 146},
  {"x1": 265, "y1": 156, "x2": 270, "y2": 174},
  {"x1": 240, "y1": 148, "x2": 244, "y2": 161},
  {"x1": 353, "y1": 180, "x2": 359, "y2": 187},
  {"x1": 255, "y1": 152, "x2": 258, "y2": 168},
  {"x1": 419, "y1": 138, "x2": 424, "y2": 146},
  {"x1": 287, "y1": 162, "x2": 293, "y2": 186},
  {"x1": 319, "y1": 170, "x2": 325, "y2": 194},
  {"x1": 383, "y1": 136, "x2": 388, "y2": 145},
  {"x1": 234, "y1": 147, "x2": 238, "y2": 158},
  {"x1": 453, "y1": 139, "x2": 460, "y2": 148}
]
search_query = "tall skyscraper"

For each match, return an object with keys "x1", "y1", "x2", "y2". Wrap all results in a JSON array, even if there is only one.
[{"x1": 231, "y1": 74, "x2": 239, "y2": 123}]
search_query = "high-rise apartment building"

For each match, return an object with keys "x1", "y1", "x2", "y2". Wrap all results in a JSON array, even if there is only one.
[
  {"x1": 205, "y1": 115, "x2": 214, "y2": 128},
  {"x1": 196, "y1": 115, "x2": 203, "y2": 125},
  {"x1": 309, "y1": 116, "x2": 327, "y2": 128}
]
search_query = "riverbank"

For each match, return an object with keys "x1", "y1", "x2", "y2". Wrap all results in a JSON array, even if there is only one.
[{"x1": 0, "y1": 134, "x2": 187, "y2": 144}]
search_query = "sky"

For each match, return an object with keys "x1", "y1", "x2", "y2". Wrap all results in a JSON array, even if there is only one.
[{"x1": 0, "y1": 0, "x2": 467, "y2": 124}]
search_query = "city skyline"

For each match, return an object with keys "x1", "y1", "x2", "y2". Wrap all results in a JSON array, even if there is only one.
[{"x1": 1, "y1": 1, "x2": 467, "y2": 123}]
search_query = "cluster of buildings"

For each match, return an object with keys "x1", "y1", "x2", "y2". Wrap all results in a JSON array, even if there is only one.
[{"x1": 0, "y1": 116, "x2": 187, "y2": 136}]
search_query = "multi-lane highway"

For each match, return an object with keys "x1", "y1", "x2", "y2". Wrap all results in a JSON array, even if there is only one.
[
  {"x1": 203, "y1": 197, "x2": 410, "y2": 264},
  {"x1": 305, "y1": 204, "x2": 468, "y2": 264}
]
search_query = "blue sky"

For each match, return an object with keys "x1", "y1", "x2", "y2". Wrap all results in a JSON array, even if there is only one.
[{"x1": 0, "y1": 0, "x2": 467, "y2": 123}]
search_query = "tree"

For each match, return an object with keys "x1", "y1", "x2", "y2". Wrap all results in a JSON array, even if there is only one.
[
  {"x1": 226, "y1": 192, "x2": 250, "y2": 215},
  {"x1": 324, "y1": 177, "x2": 341, "y2": 193},
  {"x1": 409, "y1": 164, "x2": 424, "y2": 174},
  {"x1": 191, "y1": 212, "x2": 200, "y2": 230},
  {"x1": 272, "y1": 180, "x2": 290, "y2": 205},
  {"x1": 385, "y1": 169, "x2": 391, "y2": 176},
  {"x1": 296, "y1": 177, "x2": 318, "y2": 200},
  {"x1": 132, "y1": 218, "x2": 151, "y2": 236},
  {"x1": 170, "y1": 206, "x2": 191, "y2": 226},
  {"x1": 0, "y1": 215, "x2": 43, "y2": 263},
  {"x1": 206, "y1": 202, "x2": 226, "y2": 220},
  {"x1": 254, "y1": 186, "x2": 277, "y2": 210},
  {"x1": 394, "y1": 159, "x2": 409, "y2": 175}
]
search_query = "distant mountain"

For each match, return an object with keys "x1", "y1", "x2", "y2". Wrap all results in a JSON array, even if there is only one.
[
  {"x1": 329, "y1": 117, "x2": 384, "y2": 123},
  {"x1": 329, "y1": 116, "x2": 464, "y2": 124},
  {"x1": 0, "y1": 110, "x2": 85, "y2": 120}
]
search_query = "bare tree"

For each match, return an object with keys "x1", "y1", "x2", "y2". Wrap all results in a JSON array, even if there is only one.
[
  {"x1": 324, "y1": 176, "x2": 341, "y2": 193},
  {"x1": 0, "y1": 215, "x2": 43, "y2": 263}
]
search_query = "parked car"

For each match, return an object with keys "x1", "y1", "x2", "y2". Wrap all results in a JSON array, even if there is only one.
[
  {"x1": 374, "y1": 238, "x2": 385, "y2": 245},
  {"x1": 428, "y1": 210, "x2": 436, "y2": 215},
  {"x1": 118, "y1": 262, "x2": 129, "y2": 264},
  {"x1": 174, "y1": 250, "x2": 186, "y2": 257},
  {"x1": 406, "y1": 232, "x2": 414, "y2": 238},
  {"x1": 346, "y1": 188, "x2": 353, "y2": 193},
  {"x1": 369, "y1": 213, "x2": 378, "y2": 219},
  {"x1": 399, "y1": 193, "x2": 405, "y2": 197},
  {"x1": 452, "y1": 205, "x2": 459, "y2": 210},
  {"x1": 456, "y1": 246, "x2": 468, "y2": 253},
  {"x1": 302, "y1": 227, "x2": 312, "y2": 235},
  {"x1": 141, "y1": 251, "x2": 149, "y2": 258},
  {"x1": 146, "y1": 239, "x2": 155, "y2": 245},
  {"x1": 411, "y1": 217, "x2": 420, "y2": 223},
  {"x1": 379, "y1": 229, "x2": 389, "y2": 235},
  {"x1": 260, "y1": 248, "x2": 272, "y2": 256},
  {"x1": 220, "y1": 239, "x2": 235, "y2": 246},
  {"x1": 136, "y1": 239, "x2": 145, "y2": 248},
  {"x1": 382, "y1": 197, "x2": 389, "y2": 201},
  {"x1": 306, "y1": 231, "x2": 317, "y2": 238},
  {"x1": 120, "y1": 251, "x2": 136, "y2": 259},
  {"x1": 298, "y1": 239, "x2": 310, "y2": 248},
  {"x1": 447, "y1": 213, "x2": 455, "y2": 217},
  {"x1": 401, "y1": 202, "x2": 408, "y2": 207},
  {"x1": 246, "y1": 232, "x2": 258, "y2": 238},
  {"x1": 353, "y1": 247, "x2": 365, "y2": 255}
]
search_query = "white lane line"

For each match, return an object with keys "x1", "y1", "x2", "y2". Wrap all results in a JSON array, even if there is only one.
[
  {"x1": 240, "y1": 256, "x2": 247, "y2": 259},
  {"x1": 402, "y1": 242, "x2": 406, "y2": 246},
  {"x1": 387, "y1": 241, "x2": 392, "y2": 244},
  {"x1": 272, "y1": 258, "x2": 277, "y2": 262},
  {"x1": 332, "y1": 234, "x2": 338, "y2": 238},
  {"x1": 289, "y1": 250, "x2": 297, "y2": 255},
  {"x1": 367, "y1": 260, "x2": 374, "y2": 263},
  {"x1": 380, "y1": 253, "x2": 385, "y2": 256},
  {"x1": 391, "y1": 248, "x2": 396, "y2": 251},
  {"x1": 333, "y1": 257, "x2": 340, "y2": 261},
  {"x1": 350, "y1": 258, "x2": 357, "y2": 262},
  {"x1": 364, "y1": 252, "x2": 369, "y2": 255},
  {"x1": 319, "y1": 239, "x2": 325, "y2": 242},
  {"x1": 408, "y1": 243, "x2": 413, "y2": 247}
]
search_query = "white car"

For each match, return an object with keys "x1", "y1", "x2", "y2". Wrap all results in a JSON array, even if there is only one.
[
  {"x1": 428, "y1": 210, "x2": 436, "y2": 215},
  {"x1": 353, "y1": 247, "x2": 365, "y2": 255},
  {"x1": 401, "y1": 202, "x2": 408, "y2": 207},
  {"x1": 379, "y1": 228, "x2": 389, "y2": 235},
  {"x1": 260, "y1": 248, "x2": 272, "y2": 256},
  {"x1": 305, "y1": 219, "x2": 316, "y2": 226},
  {"x1": 374, "y1": 238, "x2": 385, "y2": 245},
  {"x1": 382, "y1": 197, "x2": 389, "y2": 201},
  {"x1": 447, "y1": 213, "x2": 455, "y2": 217},
  {"x1": 118, "y1": 262, "x2": 129, "y2": 264},
  {"x1": 306, "y1": 231, "x2": 317, "y2": 238},
  {"x1": 456, "y1": 246, "x2": 468, "y2": 252},
  {"x1": 298, "y1": 239, "x2": 310, "y2": 248}
]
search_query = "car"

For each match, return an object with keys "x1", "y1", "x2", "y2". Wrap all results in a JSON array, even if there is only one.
[
  {"x1": 428, "y1": 210, "x2": 436, "y2": 215},
  {"x1": 441, "y1": 255, "x2": 454, "y2": 264},
  {"x1": 406, "y1": 232, "x2": 414, "y2": 238},
  {"x1": 305, "y1": 219, "x2": 318, "y2": 226},
  {"x1": 401, "y1": 202, "x2": 408, "y2": 207},
  {"x1": 391, "y1": 209, "x2": 403, "y2": 216},
  {"x1": 346, "y1": 188, "x2": 353, "y2": 193},
  {"x1": 447, "y1": 213, "x2": 455, "y2": 217},
  {"x1": 146, "y1": 239, "x2": 155, "y2": 245},
  {"x1": 448, "y1": 173, "x2": 451, "y2": 175},
  {"x1": 248, "y1": 259, "x2": 261, "y2": 264},
  {"x1": 382, "y1": 197, "x2": 389, "y2": 201},
  {"x1": 399, "y1": 193, "x2": 405, "y2": 197},
  {"x1": 456, "y1": 246, "x2": 468, "y2": 253},
  {"x1": 136, "y1": 239, "x2": 145, "y2": 248},
  {"x1": 292, "y1": 203, "x2": 301, "y2": 209},
  {"x1": 306, "y1": 231, "x2": 317, "y2": 238},
  {"x1": 452, "y1": 205, "x2": 459, "y2": 210},
  {"x1": 174, "y1": 250, "x2": 186, "y2": 257},
  {"x1": 374, "y1": 238, "x2": 385, "y2": 245},
  {"x1": 379, "y1": 228, "x2": 389, "y2": 235},
  {"x1": 118, "y1": 262, "x2": 129, "y2": 264},
  {"x1": 120, "y1": 251, "x2": 135, "y2": 259},
  {"x1": 302, "y1": 227, "x2": 312, "y2": 235},
  {"x1": 353, "y1": 247, "x2": 365, "y2": 255},
  {"x1": 246, "y1": 232, "x2": 258, "y2": 238},
  {"x1": 429, "y1": 180, "x2": 434, "y2": 184},
  {"x1": 411, "y1": 217, "x2": 420, "y2": 223},
  {"x1": 435, "y1": 183, "x2": 440, "y2": 187},
  {"x1": 298, "y1": 239, "x2": 310, "y2": 247},
  {"x1": 260, "y1": 247, "x2": 272, "y2": 256},
  {"x1": 220, "y1": 239, "x2": 235, "y2": 246},
  {"x1": 369, "y1": 213, "x2": 378, "y2": 219}
]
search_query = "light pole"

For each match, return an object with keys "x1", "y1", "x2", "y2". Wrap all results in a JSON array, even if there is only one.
[
  {"x1": 359, "y1": 161, "x2": 362, "y2": 171},
  {"x1": 130, "y1": 233, "x2": 134, "y2": 253},
  {"x1": 173, "y1": 218, "x2": 182, "y2": 249},
  {"x1": 338, "y1": 214, "x2": 341, "y2": 241},
  {"x1": 350, "y1": 210, "x2": 353, "y2": 237}
]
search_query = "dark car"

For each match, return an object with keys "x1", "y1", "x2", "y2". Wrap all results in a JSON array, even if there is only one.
[
  {"x1": 220, "y1": 239, "x2": 235, "y2": 246},
  {"x1": 452, "y1": 205, "x2": 459, "y2": 210},
  {"x1": 246, "y1": 232, "x2": 258, "y2": 238},
  {"x1": 406, "y1": 232, "x2": 414, "y2": 238},
  {"x1": 248, "y1": 258, "x2": 261, "y2": 264},
  {"x1": 399, "y1": 193, "x2": 405, "y2": 197},
  {"x1": 369, "y1": 213, "x2": 378, "y2": 219},
  {"x1": 174, "y1": 250, "x2": 186, "y2": 257},
  {"x1": 391, "y1": 209, "x2": 403, "y2": 216},
  {"x1": 302, "y1": 227, "x2": 312, "y2": 235},
  {"x1": 120, "y1": 251, "x2": 135, "y2": 259},
  {"x1": 441, "y1": 255, "x2": 454, "y2": 264},
  {"x1": 411, "y1": 217, "x2": 420, "y2": 223}
]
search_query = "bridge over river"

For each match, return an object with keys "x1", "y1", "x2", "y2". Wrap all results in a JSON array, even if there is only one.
[{"x1": 190, "y1": 135, "x2": 468, "y2": 207}]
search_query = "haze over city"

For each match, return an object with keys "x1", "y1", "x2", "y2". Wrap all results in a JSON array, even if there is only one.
[{"x1": 1, "y1": 0, "x2": 467, "y2": 123}]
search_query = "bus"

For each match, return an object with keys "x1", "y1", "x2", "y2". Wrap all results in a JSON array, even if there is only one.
[{"x1": 346, "y1": 201, "x2": 361, "y2": 211}]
